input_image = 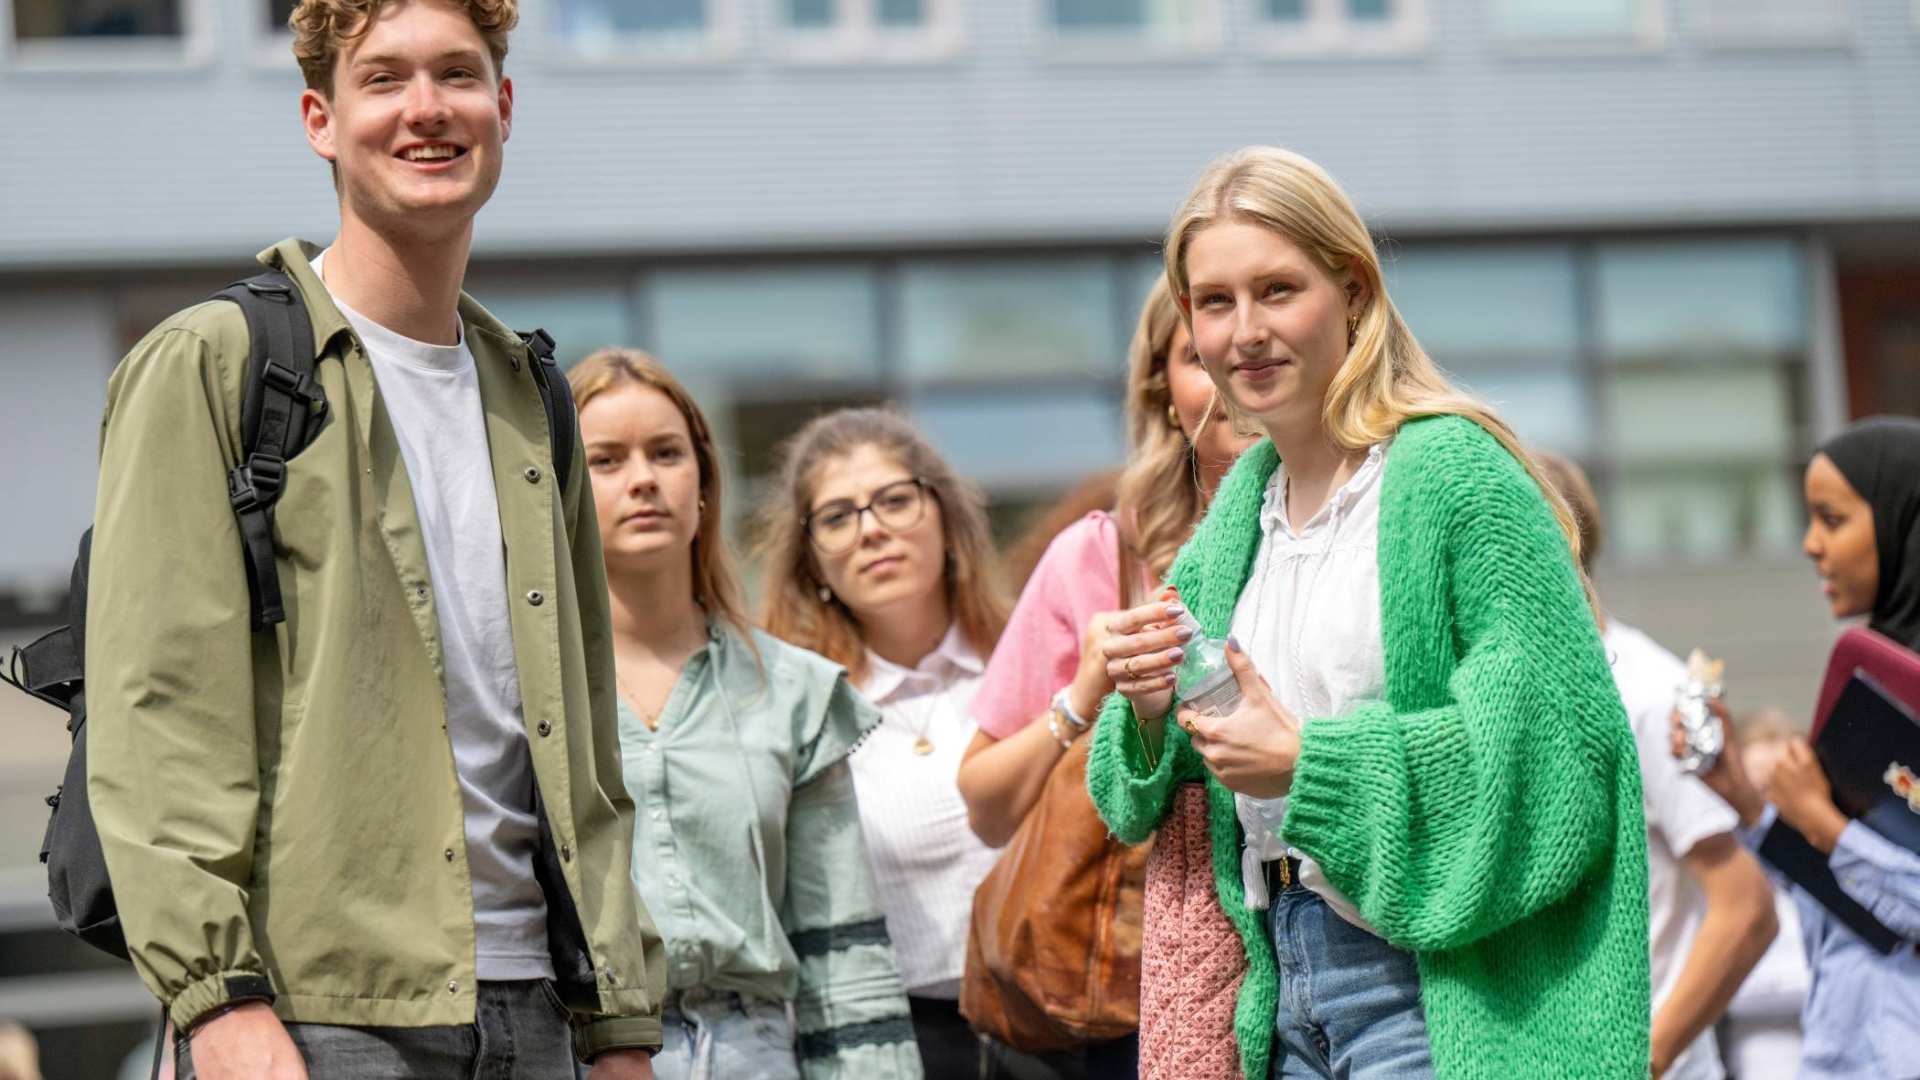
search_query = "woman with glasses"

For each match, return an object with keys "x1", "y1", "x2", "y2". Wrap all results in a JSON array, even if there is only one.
[
  {"x1": 757, "y1": 408, "x2": 1009, "y2": 1080},
  {"x1": 570, "y1": 351, "x2": 922, "y2": 1080}
]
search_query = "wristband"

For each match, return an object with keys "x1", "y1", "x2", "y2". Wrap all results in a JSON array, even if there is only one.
[
  {"x1": 1045, "y1": 709, "x2": 1074, "y2": 749},
  {"x1": 1052, "y1": 688, "x2": 1091, "y2": 731}
]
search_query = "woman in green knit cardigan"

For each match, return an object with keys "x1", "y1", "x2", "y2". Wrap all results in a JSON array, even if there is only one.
[{"x1": 1088, "y1": 146, "x2": 1651, "y2": 1080}]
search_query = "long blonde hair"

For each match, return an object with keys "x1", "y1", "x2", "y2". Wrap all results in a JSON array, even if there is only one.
[
  {"x1": 754, "y1": 408, "x2": 1009, "y2": 684},
  {"x1": 1114, "y1": 277, "x2": 1232, "y2": 583},
  {"x1": 568, "y1": 348, "x2": 756, "y2": 646},
  {"x1": 1164, "y1": 146, "x2": 1591, "y2": 575}
]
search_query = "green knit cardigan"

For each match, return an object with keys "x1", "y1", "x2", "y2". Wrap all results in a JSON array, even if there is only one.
[{"x1": 1088, "y1": 415, "x2": 1650, "y2": 1080}]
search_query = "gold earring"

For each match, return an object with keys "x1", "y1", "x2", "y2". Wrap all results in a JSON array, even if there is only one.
[
  {"x1": 1166, "y1": 401, "x2": 1181, "y2": 429},
  {"x1": 1347, "y1": 313, "x2": 1360, "y2": 347},
  {"x1": 817, "y1": 584, "x2": 831, "y2": 603}
]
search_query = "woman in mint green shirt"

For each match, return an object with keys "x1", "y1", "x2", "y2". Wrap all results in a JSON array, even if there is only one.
[{"x1": 569, "y1": 348, "x2": 922, "y2": 1080}]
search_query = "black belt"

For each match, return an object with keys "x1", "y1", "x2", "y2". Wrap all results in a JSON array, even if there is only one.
[{"x1": 1263, "y1": 854, "x2": 1305, "y2": 898}]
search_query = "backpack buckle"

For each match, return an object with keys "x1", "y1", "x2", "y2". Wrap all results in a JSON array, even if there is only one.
[
  {"x1": 523, "y1": 328, "x2": 557, "y2": 365},
  {"x1": 261, "y1": 360, "x2": 319, "y2": 403},
  {"x1": 243, "y1": 279, "x2": 295, "y2": 302},
  {"x1": 228, "y1": 453, "x2": 288, "y2": 514}
]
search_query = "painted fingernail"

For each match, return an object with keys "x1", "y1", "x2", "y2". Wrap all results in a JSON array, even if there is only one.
[
  {"x1": 1165, "y1": 603, "x2": 1186, "y2": 617},
  {"x1": 1167, "y1": 648, "x2": 1184, "y2": 663},
  {"x1": 1174, "y1": 626, "x2": 1195, "y2": 642},
  {"x1": 1165, "y1": 674, "x2": 1178, "y2": 686},
  {"x1": 1227, "y1": 635, "x2": 1243, "y2": 653}
]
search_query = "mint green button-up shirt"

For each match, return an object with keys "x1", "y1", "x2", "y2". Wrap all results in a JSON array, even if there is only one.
[{"x1": 618, "y1": 622, "x2": 924, "y2": 1079}]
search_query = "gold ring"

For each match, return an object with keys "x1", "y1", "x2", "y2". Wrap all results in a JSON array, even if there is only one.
[{"x1": 1125, "y1": 656, "x2": 1140, "y2": 679}]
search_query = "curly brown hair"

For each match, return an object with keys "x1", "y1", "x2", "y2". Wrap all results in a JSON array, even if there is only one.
[{"x1": 290, "y1": 0, "x2": 516, "y2": 96}]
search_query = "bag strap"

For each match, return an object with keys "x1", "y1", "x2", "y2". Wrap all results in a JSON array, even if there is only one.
[
  {"x1": 212, "y1": 272, "x2": 326, "y2": 631},
  {"x1": 519, "y1": 328, "x2": 575, "y2": 494}
]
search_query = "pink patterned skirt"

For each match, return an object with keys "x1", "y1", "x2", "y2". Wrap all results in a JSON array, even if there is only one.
[{"x1": 1138, "y1": 782, "x2": 1246, "y2": 1079}]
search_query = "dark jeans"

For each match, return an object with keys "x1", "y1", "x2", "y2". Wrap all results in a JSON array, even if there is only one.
[
  {"x1": 909, "y1": 996, "x2": 987, "y2": 1080},
  {"x1": 178, "y1": 980, "x2": 575, "y2": 1079},
  {"x1": 907, "y1": 995, "x2": 1139, "y2": 1080}
]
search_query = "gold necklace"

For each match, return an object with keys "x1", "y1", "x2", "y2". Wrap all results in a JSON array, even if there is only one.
[{"x1": 615, "y1": 671, "x2": 661, "y2": 732}]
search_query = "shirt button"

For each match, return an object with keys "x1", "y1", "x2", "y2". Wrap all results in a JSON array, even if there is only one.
[
  {"x1": 524, "y1": 466, "x2": 541, "y2": 484},
  {"x1": 537, "y1": 720, "x2": 552, "y2": 737},
  {"x1": 443, "y1": 848, "x2": 455, "y2": 862},
  {"x1": 560, "y1": 843, "x2": 572, "y2": 862},
  {"x1": 527, "y1": 590, "x2": 545, "y2": 607}
]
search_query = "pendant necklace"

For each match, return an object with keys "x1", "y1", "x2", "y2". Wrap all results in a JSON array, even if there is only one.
[{"x1": 903, "y1": 707, "x2": 934, "y2": 756}]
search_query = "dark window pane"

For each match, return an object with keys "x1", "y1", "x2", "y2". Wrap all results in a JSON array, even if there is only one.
[
  {"x1": 1348, "y1": 0, "x2": 1389, "y2": 19},
  {"x1": 1266, "y1": 0, "x2": 1306, "y2": 19},
  {"x1": 878, "y1": 0, "x2": 925, "y2": 26},
  {"x1": 789, "y1": 0, "x2": 831, "y2": 26},
  {"x1": 558, "y1": 0, "x2": 705, "y2": 36},
  {"x1": 268, "y1": 0, "x2": 295, "y2": 32},
  {"x1": 1052, "y1": 0, "x2": 1145, "y2": 28},
  {"x1": 13, "y1": 0, "x2": 181, "y2": 38}
]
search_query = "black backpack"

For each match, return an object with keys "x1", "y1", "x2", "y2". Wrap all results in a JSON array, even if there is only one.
[{"x1": 0, "y1": 270, "x2": 576, "y2": 960}]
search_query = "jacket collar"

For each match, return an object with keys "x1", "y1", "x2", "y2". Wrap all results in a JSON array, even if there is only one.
[{"x1": 257, "y1": 236, "x2": 528, "y2": 365}]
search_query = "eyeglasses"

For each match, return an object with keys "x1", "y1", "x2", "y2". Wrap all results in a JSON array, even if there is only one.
[{"x1": 804, "y1": 477, "x2": 932, "y2": 554}]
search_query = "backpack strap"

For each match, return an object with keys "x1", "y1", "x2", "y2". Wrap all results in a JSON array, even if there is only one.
[
  {"x1": 519, "y1": 328, "x2": 575, "y2": 494},
  {"x1": 211, "y1": 272, "x2": 326, "y2": 631}
]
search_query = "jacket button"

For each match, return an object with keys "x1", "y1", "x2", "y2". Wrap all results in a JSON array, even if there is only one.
[
  {"x1": 415, "y1": 586, "x2": 429, "y2": 601},
  {"x1": 560, "y1": 843, "x2": 572, "y2": 862},
  {"x1": 607, "y1": 972, "x2": 618, "y2": 985},
  {"x1": 444, "y1": 848, "x2": 455, "y2": 862},
  {"x1": 527, "y1": 590, "x2": 544, "y2": 607},
  {"x1": 537, "y1": 720, "x2": 552, "y2": 737},
  {"x1": 447, "y1": 980, "x2": 459, "y2": 994},
  {"x1": 524, "y1": 466, "x2": 541, "y2": 484}
]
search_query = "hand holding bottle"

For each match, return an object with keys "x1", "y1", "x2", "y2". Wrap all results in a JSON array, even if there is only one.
[
  {"x1": 1177, "y1": 637, "x2": 1301, "y2": 799},
  {"x1": 1099, "y1": 596, "x2": 1193, "y2": 721}
]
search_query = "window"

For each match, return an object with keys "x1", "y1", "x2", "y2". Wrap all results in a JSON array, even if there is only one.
[
  {"x1": 651, "y1": 265, "x2": 882, "y2": 384},
  {"x1": 1491, "y1": 0, "x2": 1659, "y2": 45},
  {"x1": 909, "y1": 387, "x2": 1125, "y2": 493},
  {"x1": 775, "y1": 0, "x2": 961, "y2": 61},
  {"x1": 267, "y1": 0, "x2": 294, "y2": 32},
  {"x1": 464, "y1": 285, "x2": 636, "y2": 370},
  {"x1": 899, "y1": 257, "x2": 1122, "y2": 380},
  {"x1": 6, "y1": 0, "x2": 210, "y2": 64},
  {"x1": 553, "y1": 0, "x2": 736, "y2": 60},
  {"x1": 1044, "y1": 0, "x2": 1221, "y2": 53},
  {"x1": 1255, "y1": 0, "x2": 1426, "y2": 54},
  {"x1": 1691, "y1": 0, "x2": 1850, "y2": 48}
]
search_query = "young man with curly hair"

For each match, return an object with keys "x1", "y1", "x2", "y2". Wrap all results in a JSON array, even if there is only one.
[{"x1": 84, "y1": 1, "x2": 663, "y2": 1076}]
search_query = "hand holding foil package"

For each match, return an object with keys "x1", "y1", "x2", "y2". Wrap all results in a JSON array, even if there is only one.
[{"x1": 1675, "y1": 649, "x2": 1727, "y2": 776}]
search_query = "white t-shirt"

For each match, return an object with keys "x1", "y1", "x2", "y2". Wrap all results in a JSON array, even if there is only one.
[
  {"x1": 1232, "y1": 442, "x2": 1388, "y2": 932},
  {"x1": 315, "y1": 252, "x2": 552, "y2": 980},
  {"x1": 1605, "y1": 619, "x2": 1742, "y2": 1080},
  {"x1": 849, "y1": 625, "x2": 1002, "y2": 998}
]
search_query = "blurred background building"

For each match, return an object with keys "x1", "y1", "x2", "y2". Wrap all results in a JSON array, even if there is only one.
[{"x1": 3, "y1": 0, "x2": 1920, "y2": 1073}]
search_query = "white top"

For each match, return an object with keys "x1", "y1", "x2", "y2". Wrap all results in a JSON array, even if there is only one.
[
  {"x1": 1604, "y1": 619, "x2": 1742, "y2": 1080},
  {"x1": 849, "y1": 624, "x2": 1001, "y2": 997},
  {"x1": 1231, "y1": 442, "x2": 1388, "y2": 933},
  {"x1": 315, "y1": 252, "x2": 551, "y2": 980}
]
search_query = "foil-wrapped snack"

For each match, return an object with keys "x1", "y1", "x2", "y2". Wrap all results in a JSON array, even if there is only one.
[{"x1": 1675, "y1": 649, "x2": 1727, "y2": 776}]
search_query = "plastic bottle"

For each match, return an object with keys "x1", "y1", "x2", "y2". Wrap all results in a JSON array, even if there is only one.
[{"x1": 1164, "y1": 587, "x2": 1242, "y2": 718}]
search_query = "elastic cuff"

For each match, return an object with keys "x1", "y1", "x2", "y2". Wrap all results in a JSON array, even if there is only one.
[
  {"x1": 168, "y1": 970, "x2": 276, "y2": 1032},
  {"x1": 1087, "y1": 694, "x2": 1182, "y2": 845},
  {"x1": 1280, "y1": 701, "x2": 1403, "y2": 868},
  {"x1": 574, "y1": 1015, "x2": 663, "y2": 1063}
]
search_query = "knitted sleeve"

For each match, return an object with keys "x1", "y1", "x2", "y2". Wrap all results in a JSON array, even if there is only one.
[
  {"x1": 1281, "y1": 418, "x2": 1638, "y2": 953},
  {"x1": 1087, "y1": 691, "x2": 1196, "y2": 844}
]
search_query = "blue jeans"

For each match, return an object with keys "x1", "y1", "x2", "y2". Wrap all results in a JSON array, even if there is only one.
[
  {"x1": 1267, "y1": 884, "x2": 1434, "y2": 1080},
  {"x1": 177, "y1": 980, "x2": 575, "y2": 1079},
  {"x1": 647, "y1": 990, "x2": 799, "y2": 1080}
]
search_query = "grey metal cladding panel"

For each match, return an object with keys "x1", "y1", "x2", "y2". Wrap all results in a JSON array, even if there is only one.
[{"x1": 2, "y1": 0, "x2": 1919, "y2": 265}]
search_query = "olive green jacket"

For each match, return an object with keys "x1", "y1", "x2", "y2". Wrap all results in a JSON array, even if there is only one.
[{"x1": 85, "y1": 239, "x2": 665, "y2": 1059}]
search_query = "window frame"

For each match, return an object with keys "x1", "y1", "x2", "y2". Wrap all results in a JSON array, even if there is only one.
[
  {"x1": 1036, "y1": 0, "x2": 1227, "y2": 61},
  {"x1": 0, "y1": 0, "x2": 217, "y2": 70},
  {"x1": 1487, "y1": 0, "x2": 1665, "y2": 55},
  {"x1": 771, "y1": 0, "x2": 965, "y2": 64},
  {"x1": 1251, "y1": 0, "x2": 1429, "y2": 59},
  {"x1": 538, "y1": 0, "x2": 746, "y2": 68}
]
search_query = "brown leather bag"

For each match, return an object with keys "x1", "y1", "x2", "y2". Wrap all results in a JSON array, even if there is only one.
[
  {"x1": 960, "y1": 739, "x2": 1151, "y2": 1051},
  {"x1": 959, "y1": 541, "x2": 1151, "y2": 1052}
]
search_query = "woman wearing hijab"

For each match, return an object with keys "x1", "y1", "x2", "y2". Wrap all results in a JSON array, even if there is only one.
[{"x1": 1681, "y1": 415, "x2": 1920, "y2": 1080}]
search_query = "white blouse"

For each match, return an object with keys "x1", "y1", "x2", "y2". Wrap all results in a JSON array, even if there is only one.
[
  {"x1": 848, "y1": 624, "x2": 1002, "y2": 998},
  {"x1": 1231, "y1": 441, "x2": 1390, "y2": 933}
]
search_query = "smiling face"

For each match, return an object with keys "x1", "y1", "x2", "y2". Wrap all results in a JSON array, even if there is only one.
[
  {"x1": 300, "y1": 0, "x2": 511, "y2": 237},
  {"x1": 807, "y1": 443, "x2": 948, "y2": 629},
  {"x1": 1183, "y1": 218, "x2": 1364, "y2": 440},
  {"x1": 1803, "y1": 451, "x2": 1879, "y2": 619},
  {"x1": 582, "y1": 383, "x2": 702, "y2": 577}
]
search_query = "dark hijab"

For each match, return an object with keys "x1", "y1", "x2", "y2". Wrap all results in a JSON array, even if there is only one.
[{"x1": 1818, "y1": 416, "x2": 1920, "y2": 650}]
